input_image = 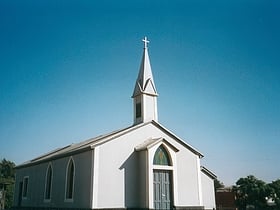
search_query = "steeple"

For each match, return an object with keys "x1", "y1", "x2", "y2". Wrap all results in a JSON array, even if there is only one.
[{"x1": 132, "y1": 37, "x2": 158, "y2": 125}]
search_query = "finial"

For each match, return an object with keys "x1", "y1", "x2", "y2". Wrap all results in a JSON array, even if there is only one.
[{"x1": 142, "y1": 36, "x2": 149, "y2": 49}]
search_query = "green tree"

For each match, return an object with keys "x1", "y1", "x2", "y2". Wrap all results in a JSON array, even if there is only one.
[
  {"x1": 214, "y1": 178, "x2": 225, "y2": 190},
  {"x1": 233, "y1": 175, "x2": 272, "y2": 210},
  {"x1": 0, "y1": 158, "x2": 16, "y2": 209},
  {"x1": 269, "y1": 179, "x2": 280, "y2": 209}
]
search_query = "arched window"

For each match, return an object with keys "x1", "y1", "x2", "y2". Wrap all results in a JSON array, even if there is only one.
[
  {"x1": 153, "y1": 145, "x2": 171, "y2": 166},
  {"x1": 65, "y1": 158, "x2": 75, "y2": 200},
  {"x1": 44, "y1": 163, "x2": 53, "y2": 200}
]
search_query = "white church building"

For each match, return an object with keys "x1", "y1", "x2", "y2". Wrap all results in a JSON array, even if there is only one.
[{"x1": 13, "y1": 37, "x2": 216, "y2": 210}]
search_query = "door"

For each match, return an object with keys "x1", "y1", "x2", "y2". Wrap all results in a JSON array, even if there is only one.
[{"x1": 153, "y1": 170, "x2": 173, "y2": 210}]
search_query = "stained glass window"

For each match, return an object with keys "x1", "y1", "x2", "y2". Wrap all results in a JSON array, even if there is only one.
[{"x1": 153, "y1": 145, "x2": 171, "y2": 166}]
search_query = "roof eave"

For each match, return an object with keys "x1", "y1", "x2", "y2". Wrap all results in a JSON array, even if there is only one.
[
  {"x1": 151, "y1": 120, "x2": 204, "y2": 158},
  {"x1": 15, "y1": 146, "x2": 93, "y2": 169},
  {"x1": 201, "y1": 166, "x2": 217, "y2": 179},
  {"x1": 135, "y1": 137, "x2": 180, "y2": 152}
]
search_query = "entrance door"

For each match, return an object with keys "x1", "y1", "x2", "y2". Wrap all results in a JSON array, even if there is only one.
[{"x1": 153, "y1": 170, "x2": 172, "y2": 210}]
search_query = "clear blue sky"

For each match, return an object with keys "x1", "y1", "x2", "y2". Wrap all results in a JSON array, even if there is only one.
[{"x1": 0, "y1": 0, "x2": 279, "y2": 186}]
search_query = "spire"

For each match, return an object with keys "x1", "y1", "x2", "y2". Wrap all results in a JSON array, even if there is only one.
[
  {"x1": 132, "y1": 37, "x2": 158, "y2": 124},
  {"x1": 132, "y1": 37, "x2": 158, "y2": 97}
]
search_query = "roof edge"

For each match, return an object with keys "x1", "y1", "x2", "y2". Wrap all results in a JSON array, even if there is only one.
[
  {"x1": 15, "y1": 120, "x2": 204, "y2": 169},
  {"x1": 15, "y1": 146, "x2": 92, "y2": 169},
  {"x1": 201, "y1": 166, "x2": 217, "y2": 179},
  {"x1": 150, "y1": 121, "x2": 204, "y2": 158},
  {"x1": 135, "y1": 137, "x2": 179, "y2": 152}
]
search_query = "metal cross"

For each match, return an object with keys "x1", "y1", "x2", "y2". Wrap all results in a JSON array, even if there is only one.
[{"x1": 142, "y1": 36, "x2": 149, "y2": 48}]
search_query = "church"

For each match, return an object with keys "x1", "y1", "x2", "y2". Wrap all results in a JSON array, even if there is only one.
[{"x1": 13, "y1": 37, "x2": 216, "y2": 210}]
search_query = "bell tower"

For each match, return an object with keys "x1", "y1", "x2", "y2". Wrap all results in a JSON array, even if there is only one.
[{"x1": 132, "y1": 37, "x2": 158, "y2": 125}]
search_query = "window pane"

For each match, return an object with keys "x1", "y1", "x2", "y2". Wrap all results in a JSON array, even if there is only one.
[
  {"x1": 136, "y1": 103, "x2": 141, "y2": 118},
  {"x1": 45, "y1": 165, "x2": 52, "y2": 199},
  {"x1": 66, "y1": 160, "x2": 74, "y2": 199},
  {"x1": 23, "y1": 177, "x2": 28, "y2": 197},
  {"x1": 153, "y1": 146, "x2": 171, "y2": 166}
]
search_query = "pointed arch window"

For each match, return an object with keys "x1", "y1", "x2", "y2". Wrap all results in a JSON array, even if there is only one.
[
  {"x1": 44, "y1": 163, "x2": 53, "y2": 200},
  {"x1": 22, "y1": 176, "x2": 29, "y2": 198},
  {"x1": 153, "y1": 145, "x2": 171, "y2": 166},
  {"x1": 65, "y1": 158, "x2": 75, "y2": 200}
]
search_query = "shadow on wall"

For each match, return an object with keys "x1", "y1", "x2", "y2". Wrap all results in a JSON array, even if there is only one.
[{"x1": 119, "y1": 151, "x2": 140, "y2": 208}]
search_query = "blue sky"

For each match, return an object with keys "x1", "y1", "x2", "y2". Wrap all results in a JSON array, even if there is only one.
[{"x1": 0, "y1": 0, "x2": 279, "y2": 186}]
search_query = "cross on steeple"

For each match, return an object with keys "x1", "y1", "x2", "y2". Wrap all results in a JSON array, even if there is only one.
[
  {"x1": 142, "y1": 36, "x2": 149, "y2": 49},
  {"x1": 133, "y1": 36, "x2": 158, "y2": 125}
]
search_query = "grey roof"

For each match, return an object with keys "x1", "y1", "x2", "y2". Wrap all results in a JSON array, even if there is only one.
[
  {"x1": 15, "y1": 125, "x2": 135, "y2": 169},
  {"x1": 134, "y1": 137, "x2": 161, "y2": 151},
  {"x1": 16, "y1": 121, "x2": 203, "y2": 169},
  {"x1": 201, "y1": 166, "x2": 217, "y2": 179},
  {"x1": 135, "y1": 137, "x2": 179, "y2": 152}
]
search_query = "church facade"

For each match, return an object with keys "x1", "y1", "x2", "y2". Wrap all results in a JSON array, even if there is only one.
[{"x1": 13, "y1": 38, "x2": 216, "y2": 210}]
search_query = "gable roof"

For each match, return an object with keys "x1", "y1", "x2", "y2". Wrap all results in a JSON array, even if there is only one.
[
  {"x1": 15, "y1": 121, "x2": 203, "y2": 169},
  {"x1": 135, "y1": 137, "x2": 179, "y2": 152},
  {"x1": 201, "y1": 166, "x2": 217, "y2": 179}
]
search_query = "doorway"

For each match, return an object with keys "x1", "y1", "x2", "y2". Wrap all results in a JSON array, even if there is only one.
[{"x1": 153, "y1": 170, "x2": 173, "y2": 210}]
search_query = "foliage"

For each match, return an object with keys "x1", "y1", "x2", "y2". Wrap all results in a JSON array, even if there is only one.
[
  {"x1": 0, "y1": 158, "x2": 16, "y2": 209},
  {"x1": 269, "y1": 179, "x2": 280, "y2": 209},
  {"x1": 214, "y1": 178, "x2": 225, "y2": 190},
  {"x1": 0, "y1": 159, "x2": 15, "y2": 179},
  {"x1": 233, "y1": 175, "x2": 277, "y2": 210}
]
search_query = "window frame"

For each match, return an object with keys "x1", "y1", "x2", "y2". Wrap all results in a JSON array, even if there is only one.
[
  {"x1": 44, "y1": 163, "x2": 53, "y2": 202},
  {"x1": 153, "y1": 145, "x2": 172, "y2": 166},
  {"x1": 136, "y1": 102, "x2": 142, "y2": 118},
  {"x1": 65, "y1": 157, "x2": 75, "y2": 202},
  {"x1": 22, "y1": 176, "x2": 29, "y2": 199}
]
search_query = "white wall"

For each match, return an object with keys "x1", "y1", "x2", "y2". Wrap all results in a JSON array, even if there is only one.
[
  {"x1": 14, "y1": 122, "x2": 207, "y2": 209},
  {"x1": 143, "y1": 94, "x2": 158, "y2": 122},
  {"x1": 14, "y1": 150, "x2": 93, "y2": 209},
  {"x1": 201, "y1": 171, "x2": 216, "y2": 210},
  {"x1": 96, "y1": 123, "x2": 202, "y2": 208}
]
